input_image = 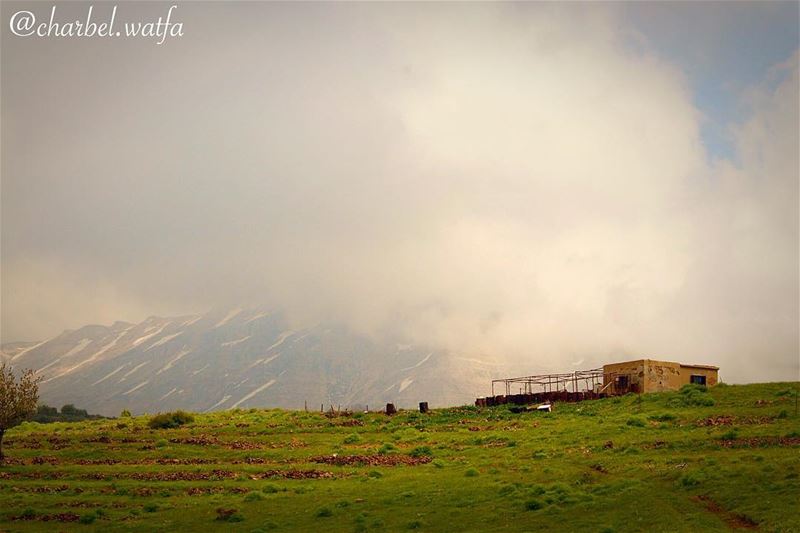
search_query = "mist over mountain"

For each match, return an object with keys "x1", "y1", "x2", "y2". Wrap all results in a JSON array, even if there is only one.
[
  {"x1": 1, "y1": 308, "x2": 502, "y2": 416},
  {"x1": 2, "y1": 3, "x2": 797, "y2": 395}
]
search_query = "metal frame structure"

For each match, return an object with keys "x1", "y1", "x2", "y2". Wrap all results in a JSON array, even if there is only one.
[{"x1": 491, "y1": 368, "x2": 605, "y2": 397}]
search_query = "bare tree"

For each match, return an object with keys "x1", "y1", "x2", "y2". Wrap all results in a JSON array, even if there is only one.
[{"x1": 0, "y1": 363, "x2": 40, "y2": 462}]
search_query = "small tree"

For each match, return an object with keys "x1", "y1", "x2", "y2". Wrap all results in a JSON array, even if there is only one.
[{"x1": 0, "y1": 363, "x2": 40, "y2": 461}]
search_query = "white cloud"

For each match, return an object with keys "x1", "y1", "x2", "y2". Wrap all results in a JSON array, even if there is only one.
[{"x1": 1, "y1": 4, "x2": 796, "y2": 382}]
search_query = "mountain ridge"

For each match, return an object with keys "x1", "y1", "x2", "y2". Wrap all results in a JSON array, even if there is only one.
[{"x1": 2, "y1": 308, "x2": 501, "y2": 416}]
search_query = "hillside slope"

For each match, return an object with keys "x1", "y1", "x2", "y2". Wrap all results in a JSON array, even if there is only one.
[
  {"x1": 1, "y1": 382, "x2": 798, "y2": 532},
  {"x1": 3, "y1": 308, "x2": 501, "y2": 415}
]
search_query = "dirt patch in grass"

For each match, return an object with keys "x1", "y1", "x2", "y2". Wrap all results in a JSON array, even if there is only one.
[
  {"x1": 0, "y1": 471, "x2": 67, "y2": 480},
  {"x1": 8, "y1": 484, "x2": 74, "y2": 494},
  {"x1": 169, "y1": 435, "x2": 220, "y2": 446},
  {"x1": 696, "y1": 416, "x2": 775, "y2": 427},
  {"x1": 114, "y1": 468, "x2": 333, "y2": 481},
  {"x1": 124, "y1": 469, "x2": 240, "y2": 481},
  {"x1": 255, "y1": 469, "x2": 335, "y2": 479},
  {"x1": 693, "y1": 495, "x2": 759, "y2": 529},
  {"x1": 75, "y1": 458, "x2": 121, "y2": 465},
  {"x1": 334, "y1": 418, "x2": 364, "y2": 427},
  {"x1": 589, "y1": 463, "x2": 608, "y2": 474},
  {"x1": 155, "y1": 458, "x2": 217, "y2": 465},
  {"x1": 311, "y1": 454, "x2": 432, "y2": 467},
  {"x1": 719, "y1": 437, "x2": 800, "y2": 448},
  {"x1": 3, "y1": 439, "x2": 42, "y2": 449},
  {"x1": 168, "y1": 435, "x2": 266, "y2": 450},
  {"x1": 10, "y1": 512, "x2": 81, "y2": 522},
  {"x1": 696, "y1": 416, "x2": 736, "y2": 427}
]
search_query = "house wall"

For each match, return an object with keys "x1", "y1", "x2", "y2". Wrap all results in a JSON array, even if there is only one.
[
  {"x1": 642, "y1": 360, "x2": 683, "y2": 392},
  {"x1": 602, "y1": 360, "x2": 645, "y2": 394},
  {"x1": 678, "y1": 365, "x2": 719, "y2": 387},
  {"x1": 603, "y1": 359, "x2": 719, "y2": 394}
]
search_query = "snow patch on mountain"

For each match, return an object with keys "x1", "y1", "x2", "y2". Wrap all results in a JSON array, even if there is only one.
[
  {"x1": 159, "y1": 387, "x2": 178, "y2": 401},
  {"x1": 118, "y1": 361, "x2": 149, "y2": 381},
  {"x1": 214, "y1": 308, "x2": 242, "y2": 328},
  {"x1": 231, "y1": 379, "x2": 276, "y2": 408},
  {"x1": 265, "y1": 331, "x2": 293, "y2": 352},
  {"x1": 206, "y1": 395, "x2": 232, "y2": 412},
  {"x1": 145, "y1": 332, "x2": 184, "y2": 351},
  {"x1": 221, "y1": 336, "x2": 250, "y2": 347},
  {"x1": 11, "y1": 339, "x2": 49, "y2": 361},
  {"x1": 132, "y1": 324, "x2": 169, "y2": 347},
  {"x1": 156, "y1": 347, "x2": 193, "y2": 374},
  {"x1": 123, "y1": 380, "x2": 149, "y2": 395},
  {"x1": 182, "y1": 315, "x2": 203, "y2": 327},
  {"x1": 399, "y1": 378, "x2": 414, "y2": 393},
  {"x1": 191, "y1": 364, "x2": 209, "y2": 376},
  {"x1": 92, "y1": 363, "x2": 129, "y2": 386},
  {"x1": 401, "y1": 352, "x2": 432, "y2": 371}
]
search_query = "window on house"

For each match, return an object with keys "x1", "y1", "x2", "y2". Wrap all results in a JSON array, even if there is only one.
[{"x1": 690, "y1": 375, "x2": 706, "y2": 385}]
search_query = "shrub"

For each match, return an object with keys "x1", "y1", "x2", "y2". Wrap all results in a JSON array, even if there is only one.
[
  {"x1": 377, "y1": 443, "x2": 396, "y2": 455},
  {"x1": 525, "y1": 499, "x2": 544, "y2": 511},
  {"x1": 529, "y1": 485, "x2": 546, "y2": 496},
  {"x1": 431, "y1": 459, "x2": 445, "y2": 468},
  {"x1": 79, "y1": 512, "x2": 97, "y2": 524},
  {"x1": 409, "y1": 445, "x2": 433, "y2": 457},
  {"x1": 465, "y1": 468, "x2": 479, "y2": 477},
  {"x1": 315, "y1": 506, "x2": 333, "y2": 518},
  {"x1": 155, "y1": 439, "x2": 168, "y2": 448},
  {"x1": 343, "y1": 433, "x2": 360, "y2": 444},
  {"x1": 679, "y1": 472, "x2": 704, "y2": 488},
  {"x1": 498, "y1": 485, "x2": 516, "y2": 496},
  {"x1": 20, "y1": 508, "x2": 36, "y2": 519},
  {"x1": 261, "y1": 483, "x2": 280, "y2": 494},
  {"x1": 244, "y1": 491, "x2": 265, "y2": 502},
  {"x1": 120, "y1": 409, "x2": 132, "y2": 418},
  {"x1": 368, "y1": 470, "x2": 383, "y2": 478},
  {"x1": 148, "y1": 410, "x2": 194, "y2": 429},
  {"x1": 669, "y1": 386, "x2": 715, "y2": 407},
  {"x1": 648, "y1": 413, "x2": 676, "y2": 422},
  {"x1": 777, "y1": 410, "x2": 789, "y2": 419},
  {"x1": 216, "y1": 508, "x2": 244, "y2": 522},
  {"x1": 143, "y1": 504, "x2": 158, "y2": 513},
  {"x1": 626, "y1": 417, "x2": 646, "y2": 427},
  {"x1": 680, "y1": 383, "x2": 707, "y2": 394}
]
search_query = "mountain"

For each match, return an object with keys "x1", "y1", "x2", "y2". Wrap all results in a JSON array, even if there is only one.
[{"x1": 3, "y1": 309, "x2": 501, "y2": 416}]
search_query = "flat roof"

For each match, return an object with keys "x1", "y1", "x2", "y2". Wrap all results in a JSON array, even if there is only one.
[
  {"x1": 679, "y1": 363, "x2": 719, "y2": 370},
  {"x1": 602, "y1": 358, "x2": 718, "y2": 370}
]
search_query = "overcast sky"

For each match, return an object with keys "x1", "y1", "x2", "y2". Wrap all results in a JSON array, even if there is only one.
[{"x1": 2, "y1": 2, "x2": 798, "y2": 382}]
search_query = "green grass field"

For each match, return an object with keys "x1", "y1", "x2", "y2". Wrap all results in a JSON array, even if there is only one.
[{"x1": 1, "y1": 382, "x2": 798, "y2": 532}]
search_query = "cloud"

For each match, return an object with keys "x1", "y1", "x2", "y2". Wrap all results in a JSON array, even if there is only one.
[{"x1": 1, "y1": 4, "x2": 797, "y2": 382}]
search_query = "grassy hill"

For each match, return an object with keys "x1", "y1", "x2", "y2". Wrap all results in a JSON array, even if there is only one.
[{"x1": 1, "y1": 382, "x2": 798, "y2": 532}]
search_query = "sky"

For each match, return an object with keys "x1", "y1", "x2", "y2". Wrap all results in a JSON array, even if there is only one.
[{"x1": 1, "y1": 2, "x2": 798, "y2": 383}]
